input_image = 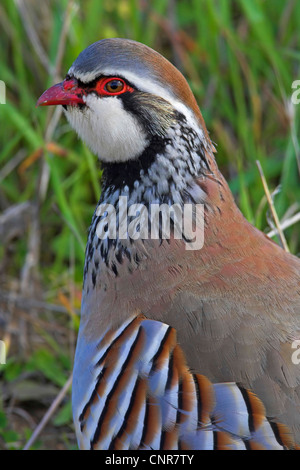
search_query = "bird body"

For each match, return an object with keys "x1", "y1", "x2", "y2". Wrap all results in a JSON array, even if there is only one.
[{"x1": 37, "y1": 38, "x2": 300, "y2": 450}]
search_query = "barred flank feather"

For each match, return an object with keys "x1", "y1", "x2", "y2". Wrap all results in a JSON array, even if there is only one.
[{"x1": 73, "y1": 315, "x2": 296, "y2": 450}]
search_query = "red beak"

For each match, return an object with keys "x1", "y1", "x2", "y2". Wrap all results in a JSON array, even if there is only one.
[{"x1": 36, "y1": 78, "x2": 86, "y2": 107}]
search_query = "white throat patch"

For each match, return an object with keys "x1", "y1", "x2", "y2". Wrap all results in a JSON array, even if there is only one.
[{"x1": 65, "y1": 95, "x2": 148, "y2": 162}]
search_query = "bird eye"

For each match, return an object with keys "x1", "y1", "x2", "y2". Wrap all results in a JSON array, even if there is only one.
[
  {"x1": 94, "y1": 77, "x2": 133, "y2": 96},
  {"x1": 104, "y1": 79, "x2": 125, "y2": 94}
]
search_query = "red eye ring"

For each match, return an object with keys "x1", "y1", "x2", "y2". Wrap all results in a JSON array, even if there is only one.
[{"x1": 95, "y1": 77, "x2": 134, "y2": 96}]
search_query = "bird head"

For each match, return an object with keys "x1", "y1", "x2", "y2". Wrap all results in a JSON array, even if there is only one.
[{"x1": 37, "y1": 38, "x2": 212, "y2": 163}]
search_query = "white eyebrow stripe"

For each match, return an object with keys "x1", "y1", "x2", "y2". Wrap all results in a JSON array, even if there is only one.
[{"x1": 68, "y1": 66, "x2": 202, "y2": 134}]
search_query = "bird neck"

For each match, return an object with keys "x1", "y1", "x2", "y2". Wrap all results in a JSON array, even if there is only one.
[
  {"x1": 83, "y1": 113, "x2": 216, "y2": 280},
  {"x1": 99, "y1": 112, "x2": 213, "y2": 206}
]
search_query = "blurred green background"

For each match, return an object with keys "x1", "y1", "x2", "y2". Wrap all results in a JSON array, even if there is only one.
[{"x1": 0, "y1": 0, "x2": 299, "y2": 450}]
